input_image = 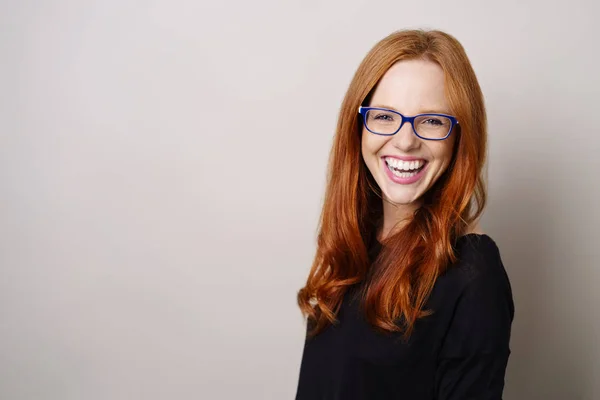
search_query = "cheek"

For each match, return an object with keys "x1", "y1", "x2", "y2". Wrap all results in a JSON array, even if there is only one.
[
  {"x1": 361, "y1": 131, "x2": 386, "y2": 179},
  {"x1": 361, "y1": 129, "x2": 375, "y2": 162},
  {"x1": 361, "y1": 128, "x2": 385, "y2": 158},
  {"x1": 433, "y1": 138, "x2": 455, "y2": 167}
]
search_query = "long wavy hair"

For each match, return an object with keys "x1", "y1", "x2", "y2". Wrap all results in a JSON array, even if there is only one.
[{"x1": 297, "y1": 29, "x2": 487, "y2": 340}]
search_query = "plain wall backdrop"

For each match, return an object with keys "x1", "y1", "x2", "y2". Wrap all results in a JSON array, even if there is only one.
[{"x1": 1, "y1": 0, "x2": 599, "y2": 399}]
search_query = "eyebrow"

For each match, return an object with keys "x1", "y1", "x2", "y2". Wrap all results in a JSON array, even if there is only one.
[{"x1": 369, "y1": 104, "x2": 453, "y2": 115}]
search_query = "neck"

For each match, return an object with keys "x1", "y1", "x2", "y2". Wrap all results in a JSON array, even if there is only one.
[{"x1": 378, "y1": 198, "x2": 422, "y2": 242}]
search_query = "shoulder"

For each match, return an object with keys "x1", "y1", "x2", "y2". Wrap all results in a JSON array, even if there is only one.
[
  {"x1": 431, "y1": 232, "x2": 514, "y2": 304},
  {"x1": 455, "y1": 233, "x2": 513, "y2": 304},
  {"x1": 450, "y1": 233, "x2": 507, "y2": 287},
  {"x1": 432, "y1": 233, "x2": 514, "y2": 332}
]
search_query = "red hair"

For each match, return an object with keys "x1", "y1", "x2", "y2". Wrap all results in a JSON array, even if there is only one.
[{"x1": 297, "y1": 29, "x2": 487, "y2": 340}]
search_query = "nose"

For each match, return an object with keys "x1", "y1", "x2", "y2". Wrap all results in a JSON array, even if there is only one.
[{"x1": 390, "y1": 120, "x2": 420, "y2": 152}]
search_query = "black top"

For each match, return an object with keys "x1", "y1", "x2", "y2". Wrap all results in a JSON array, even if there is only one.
[{"x1": 295, "y1": 234, "x2": 514, "y2": 400}]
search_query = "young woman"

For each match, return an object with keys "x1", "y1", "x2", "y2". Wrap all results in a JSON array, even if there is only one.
[{"x1": 295, "y1": 29, "x2": 515, "y2": 399}]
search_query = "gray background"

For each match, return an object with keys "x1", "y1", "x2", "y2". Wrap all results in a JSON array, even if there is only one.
[{"x1": 2, "y1": 0, "x2": 599, "y2": 399}]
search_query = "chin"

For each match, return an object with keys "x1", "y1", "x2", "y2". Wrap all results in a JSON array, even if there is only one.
[{"x1": 381, "y1": 186, "x2": 424, "y2": 206}]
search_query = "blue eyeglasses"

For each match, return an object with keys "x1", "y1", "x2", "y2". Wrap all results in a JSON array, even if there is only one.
[{"x1": 358, "y1": 106, "x2": 459, "y2": 141}]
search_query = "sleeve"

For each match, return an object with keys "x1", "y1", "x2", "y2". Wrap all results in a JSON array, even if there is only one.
[{"x1": 434, "y1": 260, "x2": 515, "y2": 400}]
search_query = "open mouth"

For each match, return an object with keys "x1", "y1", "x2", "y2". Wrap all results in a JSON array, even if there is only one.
[{"x1": 384, "y1": 157, "x2": 427, "y2": 179}]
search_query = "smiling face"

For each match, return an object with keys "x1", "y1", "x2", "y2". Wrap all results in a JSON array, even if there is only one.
[{"x1": 361, "y1": 58, "x2": 457, "y2": 210}]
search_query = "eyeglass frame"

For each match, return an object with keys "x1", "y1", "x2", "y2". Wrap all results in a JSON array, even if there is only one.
[{"x1": 358, "y1": 106, "x2": 459, "y2": 141}]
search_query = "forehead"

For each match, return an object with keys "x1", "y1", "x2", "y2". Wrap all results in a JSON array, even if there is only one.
[{"x1": 369, "y1": 58, "x2": 450, "y2": 114}]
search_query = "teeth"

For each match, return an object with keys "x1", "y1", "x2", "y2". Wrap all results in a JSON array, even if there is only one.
[
  {"x1": 391, "y1": 169, "x2": 418, "y2": 178},
  {"x1": 385, "y1": 157, "x2": 425, "y2": 171}
]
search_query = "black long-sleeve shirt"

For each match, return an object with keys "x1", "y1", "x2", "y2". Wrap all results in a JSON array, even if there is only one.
[{"x1": 295, "y1": 233, "x2": 515, "y2": 399}]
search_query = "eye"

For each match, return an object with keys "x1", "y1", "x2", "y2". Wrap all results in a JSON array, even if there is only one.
[
  {"x1": 422, "y1": 117, "x2": 444, "y2": 126},
  {"x1": 370, "y1": 112, "x2": 396, "y2": 122},
  {"x1": 375, "y1": 114, "x2": 392, "y2": 121}
]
